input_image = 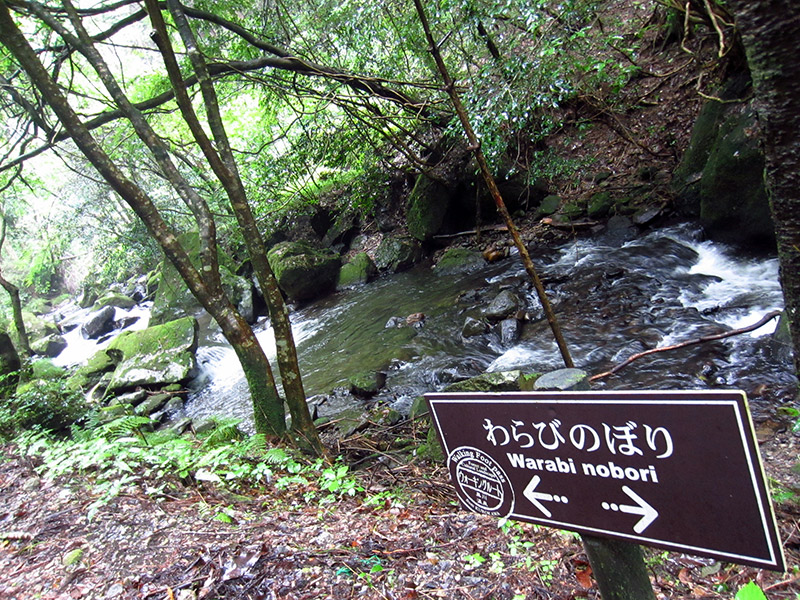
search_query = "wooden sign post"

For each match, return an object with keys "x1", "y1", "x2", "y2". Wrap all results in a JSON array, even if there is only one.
[{"x1": 426, "y1": 390, "x2": 784, "y2": 596}]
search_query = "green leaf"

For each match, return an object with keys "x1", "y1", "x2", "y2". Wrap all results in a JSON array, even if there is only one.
[{"x1": 736, "y1": 582, "x2": 768, "y2": 600}]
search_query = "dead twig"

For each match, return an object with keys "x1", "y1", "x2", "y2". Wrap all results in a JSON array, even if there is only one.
[{"x1": 590, "y1": 310, "x2": 782, "y2": 381}]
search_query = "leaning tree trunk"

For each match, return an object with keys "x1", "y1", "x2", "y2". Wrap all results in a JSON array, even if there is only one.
[
  {"x1": 728, "y1": 0, "x2": 800, "y2": 381},
  {"x1": 147, "y1": 0, "x2": 323, "y2": 454}
]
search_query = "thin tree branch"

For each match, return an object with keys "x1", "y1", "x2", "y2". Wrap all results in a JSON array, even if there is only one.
[{"x1": 589, "y1": 311, "x2": 783, "y2": 381}]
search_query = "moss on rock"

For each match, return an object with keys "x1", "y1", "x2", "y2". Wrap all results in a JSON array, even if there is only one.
[{"x1": 267, "y1": 241, "x2": 341, "y2": 302}]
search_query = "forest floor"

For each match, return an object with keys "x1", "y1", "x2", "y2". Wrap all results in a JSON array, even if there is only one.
[{"x1": 1, "y1": 417, "x2": 800, "y2": 600}]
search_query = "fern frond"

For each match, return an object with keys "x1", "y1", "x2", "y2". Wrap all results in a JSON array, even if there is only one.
[
  {"x1": 99, "y1": 416, "x2": 153, "y2": 439},
  {"x1": 200, "y1": 418, "x2": 245, "y2": 447}
]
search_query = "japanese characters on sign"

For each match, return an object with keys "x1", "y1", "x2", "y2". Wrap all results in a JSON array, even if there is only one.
[{"x1": 425, "y1": 390, "x2": 785, "y2": 571}]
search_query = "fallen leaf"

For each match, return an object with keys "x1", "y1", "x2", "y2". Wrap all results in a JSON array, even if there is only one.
[{"x1": 576, "y1": 566, "x2": 593, "y2": 589}]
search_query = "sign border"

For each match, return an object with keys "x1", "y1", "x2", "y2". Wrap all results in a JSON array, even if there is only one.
[{"x1": 426, "y1": 389, "x2": 785, "y2": 571}]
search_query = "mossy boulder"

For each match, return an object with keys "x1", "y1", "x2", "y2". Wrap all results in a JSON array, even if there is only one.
[
  {"x1": 66, "y1": 348, "x2": 121, "y2": 392},
  {"x1": 443, "y1": 370, "x2": 523, "y2": 392},
  {"x1": 105, "y1": 316, "x2": 199, "y2": 392},
  {"x1": 30, "y1": 333, "x2": 68, "y2": 358},
  {"x1": 434, "y1": 248, "x2": 485, "y2": 275},
  {"x1": 587, "y1": 191, "x2": 614, "y2": 219},
  {"x1": 535, "y1": 195, "x2": 561, "y2": 218},
  {"x1": 21, "y1": 311, "x2": 58, "y2": 342},
  {"x1": 336, "y1": 252, "x2": 376, "y2": 290},
  {"x1": 407, "y1": 173, "x2": 451, "y2": 242},
  {"x1": 561, "y1": 201, "x2": 586, "y2": 220},
  {"x1": 30, "y1": 358, "x2": 66, "y2": 380},
  {"x1": 348, "y1": 370, "x2": 387, "y2": 398},
  {"x1": 92, "y1": 292, "x2": 137, "y2": 311},
  {"x1": 267, "y1": 240, "x2": 341, "y2": 303},
  {"x1": 374, "y1": 236, "x2": 422, "y2": 273},
  {"x1": 672, "y1": 76, "x2": 749, "y2": 216},
  {"x1": 672, "y1": 76, "x2": 772, "y2": 246},
  {"x1": 699, "y1": 109, "x2": 774, "y2": 246}
]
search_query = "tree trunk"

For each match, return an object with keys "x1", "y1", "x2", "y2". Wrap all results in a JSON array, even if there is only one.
[
  {"x1": 0, "y1": 3, "x2": 287, "y2": 437},
  {"x1": 149, "y1": 0, "x2": 323, "y2": 454},
  {"x1": 0, "y1": 215, "x2": 30, "y2": 357},
  {"x1": 0, "y1": 272, "x2": 30, "y2": 357},
  {"x1": 728, "y1": 0, "x2": 800, "y2": 380},
  {"x1": 411, "y1": 0, "x2": 574, "y2": 370}
]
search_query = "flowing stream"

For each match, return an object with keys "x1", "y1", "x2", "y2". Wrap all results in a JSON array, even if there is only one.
[{"x1": 185, "y1": 223, "x2": 796, "y2": 427}]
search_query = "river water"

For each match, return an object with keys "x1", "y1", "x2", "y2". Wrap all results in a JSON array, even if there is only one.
[{"x1": 184, "y1": 223, "x2": 796, "y2": 427}]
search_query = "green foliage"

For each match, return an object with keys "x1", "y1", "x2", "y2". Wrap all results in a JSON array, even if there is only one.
[
  {"x1": 0, "y1": 374, "x2": 89, "y2": 437},
  {"x1": 22, "y1": 244, "x2": 61, "y2": 295},
  {"x1": 11, "y1": 416, "x2": 367, "y2": 521},
  {"x1": 736, "y1": 582, "x2": 768, "y2": 600}
]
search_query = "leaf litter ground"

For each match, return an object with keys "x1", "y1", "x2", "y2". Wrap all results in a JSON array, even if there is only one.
[{"x1": 2, "y1": 418, "x2": 800, "y2": 600}]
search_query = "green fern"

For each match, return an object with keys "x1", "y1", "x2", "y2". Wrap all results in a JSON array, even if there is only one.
[
  {"x1": 200, "y1": 418, "x2": 245, "y2": 447},
  {"x1": 98, "y1": 415, "x2": 153, "y2": 440}
]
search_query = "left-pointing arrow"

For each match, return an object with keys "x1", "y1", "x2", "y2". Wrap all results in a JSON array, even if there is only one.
[{"x1": 523, "y1": 475, "x2": 568, "y2": 518}]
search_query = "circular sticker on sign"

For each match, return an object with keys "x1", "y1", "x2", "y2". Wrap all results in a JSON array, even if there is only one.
[{"x1": 447, "y1": 446, "x2": 515, "y2": 518}]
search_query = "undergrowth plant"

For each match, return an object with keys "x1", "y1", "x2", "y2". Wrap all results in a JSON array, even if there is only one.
[{"x1": 12, "y1": 416, "x2": 364, "y2": 520}]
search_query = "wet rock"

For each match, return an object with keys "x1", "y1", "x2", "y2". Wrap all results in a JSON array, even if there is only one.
[
  {"x1": 534, "y1": 368, "x2": 590, "y2": 391},
  {"x1": 535, "y1": 194, "x2": 561, "y2": 218},
  {"x1": 374, "y1": 235, "x2": 422, "y2": 273},
  {"x1": 385, "y1": 316, "x2": 406, "y2": 328},
  {"x1": 105, "y1": 316, "x2": 199, "y2": 392},
  {"x1": 444, "y1": 370, "x2": 522, "y2": 392},
  {"x1": 407, "y1": 173, "x2": 451, "y2": 242},
  {"x1": 135, "y1": 393, "x2": 171, "y2": 416},
  {"x1": 110, "y1": 389, "x2": 147, "y2": 407},
  {"x1": 93, "y1": 292, "x2": 137, "y2": 311},
  {"x1": 587, "y1": 191, "x2": 614, "y2": 219},
  {"x1": 482, "y1": 245, "x2": 508, "y2": 262},
  {"x1": 499, "y1": 318, "x2": 521, "y2": 345},
  {"x1": 632, "y1": 205, "x2": 663, "y2": 226},
  {"x1": 267, "y1": 240, "x2": 341, "y2": 303},
  {"x1": 462, "y1": 316, "x2": 488, "y2": 338},
  {"x1": 30, "y1": 333, "x2": 68, "y2": 358},
  {"x1": 336, "y1": 252, "x2": 376, "y2": 289},
  {"x1": 81, "y1": 305, "x2": 116, "y2": 339},
  {"x1": 484, "y1": 290, "x2": 522, "y2": 321},
  {"x1": 434, "y1": 248, "x2": 485, "y2": 275},
  {"x1": 348, "y1": 371, "x2": 387, "y2": 398}
]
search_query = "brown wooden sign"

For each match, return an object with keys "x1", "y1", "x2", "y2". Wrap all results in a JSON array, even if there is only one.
[{"x1": 425, "y1": 390, "x2": 785, "y2": 570}]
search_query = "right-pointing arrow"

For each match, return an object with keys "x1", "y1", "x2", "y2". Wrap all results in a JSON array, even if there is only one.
[{"x1": 602, "y1": 486, "x2": 659, "y2": 533}]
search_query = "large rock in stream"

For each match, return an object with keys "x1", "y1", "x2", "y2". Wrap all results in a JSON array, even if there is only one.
[
  {"x1": 106, "y1": 316, "x2": 199, "y2": 392},
  {"x1": 68, "y1": 317, "x2": 199, "y2": 395},
  {"x1": 374, "y1": 235, "x2": 422, "y2": 273},
  {"x1": 267, "y1": 240, "x2": 341, "y2": 303}
]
